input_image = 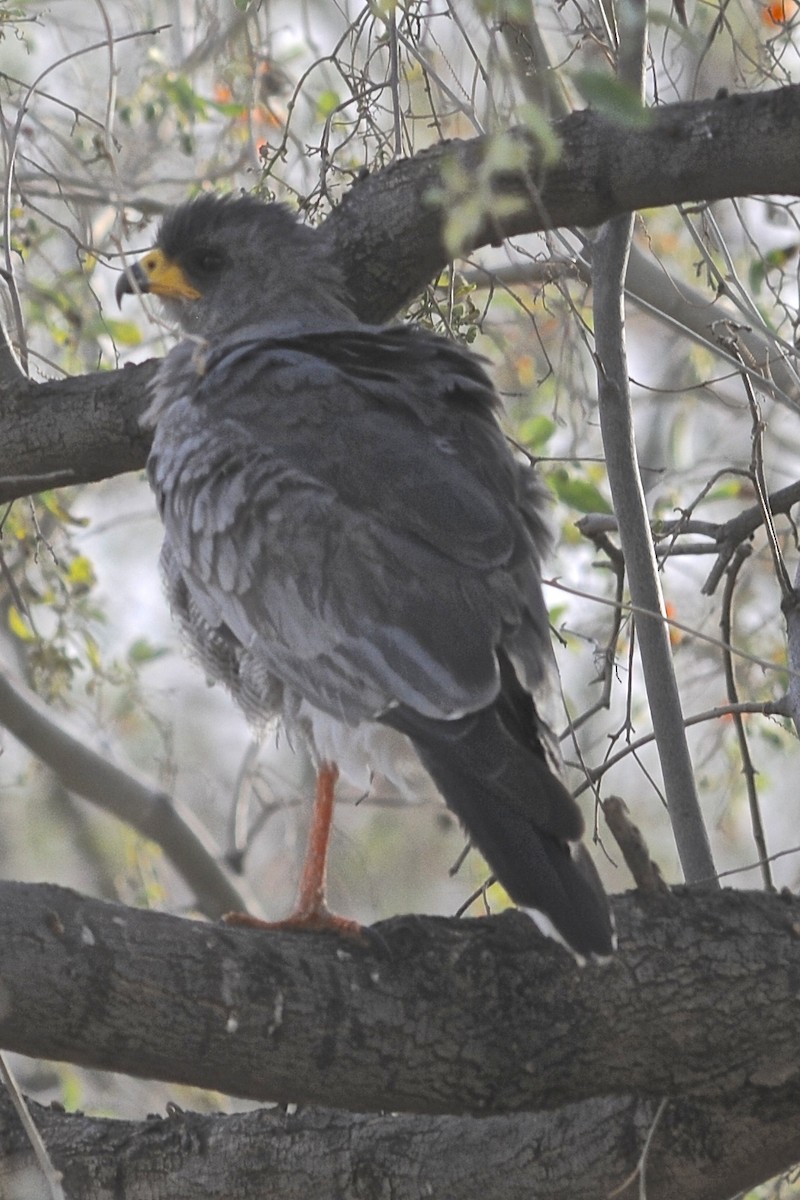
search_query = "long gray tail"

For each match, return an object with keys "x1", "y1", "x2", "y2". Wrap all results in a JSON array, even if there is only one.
[{"x1": 381, "y1": 663, "x2": 614, "y2": 958}]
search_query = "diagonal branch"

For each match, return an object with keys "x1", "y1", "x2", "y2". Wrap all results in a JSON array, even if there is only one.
[{"x1": 0, "y1": 670, "x2": 257, "y2": 920}]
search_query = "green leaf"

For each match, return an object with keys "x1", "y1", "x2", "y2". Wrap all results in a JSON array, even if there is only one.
[
  {"x1": 163, "y1": 74, "x2": 208, "y2": 119},
  {"x1": 206, "y1": 98, "x2": 250, "y2": 119},
  {"x1": 748, "y1": 245, "x2": 798, "y2": 294},
  {"x1": 517, "y1": 103, "x2": 562, "y2": 166},
  {"x1": 103, "y1": 318, "x2": 143, "y2": 346},
  {"x1": 315, "y1": 89, "x2": 341, "y2": 121},
  {"x1": 706, "y1": 480, "x2": 746, "y2": 502},
  {"x1": 38, "y1": 491, "x2": 89, "y2": 526},
  {"x1": 518, "y1": 414, "x2": 556, "y2": 451},
  {"x1": 431, "y1": 134, "x2": 535, "y2": 259},
  {"x1": 549, "y1": 468, "x2": 612, "y2": 514},
  {"x1": 83, "y1": 632, "x2": 102, "y2": 671},
  {"x1": 127, "y1": 638, "x2": 168, "y2": 665},
  {"x1": 570, "y1": 71, "x2": 651, "y2": 127}
]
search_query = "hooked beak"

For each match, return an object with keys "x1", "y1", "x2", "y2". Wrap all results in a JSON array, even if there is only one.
[{"x1": 115, "y1": 248, "x2": 202, "y2": 308}]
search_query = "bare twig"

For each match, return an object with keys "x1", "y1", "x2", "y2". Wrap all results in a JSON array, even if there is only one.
[
  {"x1": 607, "y1": 1096, "x2": 670, "y2": 1200},
  {"x1": 603, "y1": 796, "x2": 670, "y2": 895},
  {"x1": 468, "y1": 250, "x2": 800, "y2": 412},
  {"x1": 551, "y1": 577, "x2": 799, "y2": 685},
  {"x1": 787, "y1": 558, "x2": 800, "y2": 739},
  {"x1": 575, "y1": 700, "x2": 787, "y2": 797},
  {"x1": 0, "y1": 1056, "x2": 64, "y2": 1200},
  {"x1": 0, "y1": 23, "x2": 168, "y2": 376},
  {"x1": 497, "y1": 0, "x2": 568, "y2": 118},
  {"x1": 565, "y1": 526, "x2": 627, "y2": 735},
  {"x1": 734, "y1": 338, "x2": 796, "y2": 602},
  {"x1": 719, "y1": 546, "x2": 773, "y2": 891},
  {"x1": 577, "y1": 479, "x2": 800, "y2": 586}
]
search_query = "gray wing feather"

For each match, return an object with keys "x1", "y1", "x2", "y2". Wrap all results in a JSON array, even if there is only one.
[{"x1": 148, "y1": 329, "x2": 552, "y2": 724}]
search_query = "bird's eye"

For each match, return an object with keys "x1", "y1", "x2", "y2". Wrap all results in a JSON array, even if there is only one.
[{"x1": 189, "y1": 248, "x2": 225, "y2": 276}]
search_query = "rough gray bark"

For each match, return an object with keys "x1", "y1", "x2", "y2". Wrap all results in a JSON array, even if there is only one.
[
  {"x1": 1, "y1": 883, "x2": 800, "y2": 1198},
  {"x1": 2, "y1": 1087, "x2": 800, "y2": 1200},
  {"x1": 1, "y1": 882, "x2": 799, "y2": 1111},
  {"x1": 0, "y1": 362, "x2": 155, "y2": 502},
  {"x1": 326, "y1": 84, "x2": 800, "y2": 319},
  {"x1": 2, "y1": 85, "x2": 800, "y2": 504}
]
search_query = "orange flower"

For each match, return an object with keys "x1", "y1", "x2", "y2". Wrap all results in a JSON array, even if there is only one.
[
  {"x1": 762, "y1": 0, "x2": 798, "y2": 24},
  {"x1": 665, "y1": 601, "x2": 682, "y2": 647}
]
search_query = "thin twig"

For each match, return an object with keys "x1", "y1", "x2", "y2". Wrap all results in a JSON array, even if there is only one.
[
  {"x1": 0, "y1": 1054, "x2": 65, "y2": 1200},
  {"x1": 566, "y1": 526, "x2": 627, "y2": 734},
  {"x1": 1, "y1": 25, "x2": 167, "y2": 366},
  {"x1": 550, "y1": 577, "x2": 799, "y2": 688},
  {"x1": 575, "y1": 476, "x2": 800, "y2": 583},
  {"x1": 607, "y1": 1097, "x2": 670, "y2": 1200},
  {"x1": 574, "y1": 699, "x2": 788, "y2": 796},
  {"x1": 720, "y1": 546, "x2": 773, "y2": 891},
  {"x1": 714, "y1": 840, "x2": 800, "y2": 883},
  {"x1": 734, "y1": 338, "x2": 795, "y2": 600},
  {"x1": 385, "y1": 10, "x2": 403, "y2": 157}
]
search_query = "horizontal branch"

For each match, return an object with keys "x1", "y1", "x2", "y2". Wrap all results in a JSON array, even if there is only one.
[
  {"x1": 2, "y1": 1083, "x2": 800, "y2": 1200},
  {"x1": 0, "y1": 361, "x2": 155, "y2": 504},
  {"x1": 1, "y1": 882, "x2": 799, "y2": 1115},
  {"x1": 2, "y1": 86, "x2": 800, "y2": 505},
  {"x1": 327, "y1": 84, "x2": 800, "y2": 317},
  {"x1": 578, "y1": 478, "x2": 800, "y2": 599}
]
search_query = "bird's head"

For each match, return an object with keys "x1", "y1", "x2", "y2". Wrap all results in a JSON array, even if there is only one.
[{"x1": 115, "y1": 194, "x2": 355, "y2": 338}]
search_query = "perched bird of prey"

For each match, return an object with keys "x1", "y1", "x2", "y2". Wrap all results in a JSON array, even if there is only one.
[{"x1": 116, "y1": 194, "x2": 614, "y2": 959}]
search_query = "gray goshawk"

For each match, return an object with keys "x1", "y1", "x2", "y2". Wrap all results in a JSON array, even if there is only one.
[{"x1": 116, "y1": 194, "x2": 614, "y2": 959}]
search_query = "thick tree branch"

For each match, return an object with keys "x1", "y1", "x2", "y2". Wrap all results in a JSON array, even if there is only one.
[
  {"x1": 2, "y1": 884, "x2": 800, "y2": 1199},
  {"x1": 0, "y1": 315, "x2": 25, "y2": 390},
  {"x1": 1, "y1": 86, "x2": 800, "y2": 505},
  {"x1": 2, "y1": 1084, "x2": 800, "y2": 1200},
  {"x1": 1, "y1": 882, "x2": 799, "y2": 1114},
  {"x1": 0, "y1": 361, "x2": 155, "y2": 502},
  {"x1": 326, "y1": 84, "x2": 800, "y2": 318}
]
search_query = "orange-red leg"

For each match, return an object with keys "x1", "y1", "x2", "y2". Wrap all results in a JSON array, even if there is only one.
[{"x1": 224, "y1": 762, "x2": 363, "y2": 937}]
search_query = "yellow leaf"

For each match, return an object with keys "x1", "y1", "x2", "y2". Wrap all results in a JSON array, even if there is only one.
[
  {"x1": 8, "y1": 605, "x2": 35, "y2": 642},
  {"x1": 68, "y1": 555, "x2": 96, "y2": 589},
  {"x1": 84, "y1": 633, "x2": 102, "y2": 670}
]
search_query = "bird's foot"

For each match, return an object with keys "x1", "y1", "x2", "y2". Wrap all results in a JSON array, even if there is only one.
[{"x1": 223, "y1": 905, "x2": 367, "y2": 942}]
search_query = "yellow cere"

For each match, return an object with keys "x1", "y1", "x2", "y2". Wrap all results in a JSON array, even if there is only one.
[{"x1": 140, "y1": 248, "x2": 202, "y2": 300}]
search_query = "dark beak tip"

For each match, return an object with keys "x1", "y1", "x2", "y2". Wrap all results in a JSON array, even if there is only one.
[
  {"x1": 115, "y1": 262, "x2": 148, "y2": 308},
  {"x1": 114, "y1": 272, "x2": 130, "y2": 309}
]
